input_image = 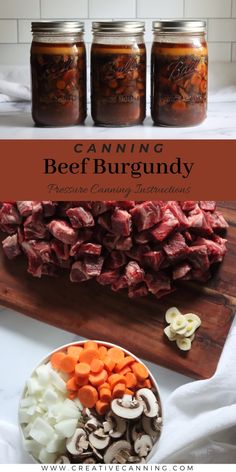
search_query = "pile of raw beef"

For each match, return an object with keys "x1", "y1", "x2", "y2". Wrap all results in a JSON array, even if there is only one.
[{"x1": 0, "y1": 201, "x2": 228, "y2": 299}]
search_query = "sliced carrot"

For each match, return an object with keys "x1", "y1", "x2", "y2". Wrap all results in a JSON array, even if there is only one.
[
  {"x1": 51, "y1": 351, "x2": 66, "y2": 370},
  {"x1": 98, "y1": 345, "x2": 108, "y2": 360},
  {"x1": 125, "y1": 388, "x2": 134, "y2": 395},
  {"x1": 103, "y1": 356, "x2": 116, "y2": 373},
  {"x1": 112, "y1": 382, "x2": 126, "y2": 398},
  {"x1": 68, "y1": 392, "x2": 77, "y2": 400},
  {"x1": 79, "y1": 348, "x2": 99, "y2": 364},
  {"x1": 90, "y1": 358, "x2": 104, "y2": 374},
  {"x1": 59, "y1": 355, "x2": 77, "y2": 374},
  {"x1": 100, "y1": 387, "x2": 112, "y2": 403},
  {"x1": 125, "y1": 372, "x2": 137, "y2": 389},
  {"x1": 76, "y1": 376, "x2": 89, "y2": 386},
  {"x1": 67, "y1": 346, "x2": 83, "y2": 361},
  {"x1": 78, "y1": 385, "x2": 98, "y2": 408},
  {"x1": 95, "y1": 400, "x2": 110, "y2": 416},
  {"x1": 98, "y1": 382, "x2": 110, "y2": 391},
  {"x1": 89, "y1": 369, "x2": 108, "y2": 387},
  {"x1": 119, "y1": 366, "x2": 132, "y2": 376},
  {"x1": 66, "y1": 376, "x2": 78, "y2": 391},
  {"x1": 75, "y1": 362, "x2": 90, "y2": 378},
  {"x1": 131, "y1": 362, "x2": 149, "y2": 381},
  {"x1": 144, "y1": 378, "x2": 152, "y2": 389},
  {"x1": 84, "y1": 341, "x2": 98, "y2": 351},
  {"x1": 115, "y1": 356, "x2": 134, "y2": 372},
  {"x1": 107, "y1": 347, "x2": 125, "y2": 363},
  {"x1": 108, "y1": 374, "x2": 126, "y2": 390}
]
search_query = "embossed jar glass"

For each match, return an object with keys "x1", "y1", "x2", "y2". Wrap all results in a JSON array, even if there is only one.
[
  {"x1": 151, "y1": 20, "x2": 208, "y2": 127},
  {"x1": 31, "y1": 21, "x2": 87, "y2": 127},
  {"x1": 91, "y1": 21, "x2": 146, "y2": 126}
]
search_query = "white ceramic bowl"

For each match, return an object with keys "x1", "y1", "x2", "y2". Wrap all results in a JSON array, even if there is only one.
[{"x1": 19, "y1": 339, "x2": 163, "y2": 464}]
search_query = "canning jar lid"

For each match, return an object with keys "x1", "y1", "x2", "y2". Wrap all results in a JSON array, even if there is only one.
[
  {"x1": 31, "y1": 21, "x2": 84, "y2": 34},
  {"x1": 92, "y1": 21, "x2": 145, "y2": 34},
  {"x1": 152, "y1": 20, "x2": 206, "y2": 33}
]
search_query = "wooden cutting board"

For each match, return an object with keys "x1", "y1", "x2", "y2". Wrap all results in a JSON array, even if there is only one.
[{"x1": 0, "y1": 202, "x2": 235, "y2": 380}]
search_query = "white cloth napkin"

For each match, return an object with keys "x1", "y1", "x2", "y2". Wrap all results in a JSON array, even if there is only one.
[
  {"x1": 152, "y1": 320, "x2": 236, "y2": 463},
  {"x1": 0, "y1": 80, "x2": 31, "y2": 103},
  {"x1": 0, "y1": 321, "x2": 235, "y2": 464}
]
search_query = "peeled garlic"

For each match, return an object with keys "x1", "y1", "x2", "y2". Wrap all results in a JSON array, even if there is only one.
[
  {"x1": 165, "y1": 307, "x2": 182, "y2": 324},
  {"x1": 176, "y1": 337, "x2": 192, "y2": 351},
  {"x1": 164, "y1": 307, "x2": 201, "y2": 352}
]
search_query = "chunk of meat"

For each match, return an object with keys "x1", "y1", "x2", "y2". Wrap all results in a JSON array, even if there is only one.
[
  {"x1": 130, "y1": 201, "x2": 163, "y2": 231},
  {"x1": 125, "y1": 261, "x2": 145, "y2": 286},
  {"x1": 163, "y1": 233, "x2": 188, "y2": 261},
  {"x1": 111, "y1": 209, "x2": 132, "y2": 237},
  {"x1": 47, "y1": 220, "x2": 78, "y2": 244},
  {"x1": 66, "y1": 207, "x2": 94, "y2": 229},
  {"x1": 2, "y1": 234, "x2": 21, "y2": 259}
]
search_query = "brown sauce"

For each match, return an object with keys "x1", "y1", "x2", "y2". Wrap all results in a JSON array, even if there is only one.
[
  {"x1": 91, "y1": 43, "x2": 146, "y2": 126},
  {"x1": 151, "y1": 41, "x2": 208, "y2": 126},
  {"x1": 31, "y1": 42, "x2": 86, "y2": 126}
]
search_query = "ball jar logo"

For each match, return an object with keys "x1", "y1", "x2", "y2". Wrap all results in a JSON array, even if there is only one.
[{"x1": 167, "y1": 56, "x2": 200, "y2": 82}]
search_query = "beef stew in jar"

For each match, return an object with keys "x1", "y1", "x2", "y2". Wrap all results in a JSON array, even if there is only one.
[
  {"x1": 31, "y1": 21, "x2": 86, "y2": 127},
  {"x1": 91, "y1": 22, "x2": 146, "y2": 126},
  {"x1": 151, "y1": 20, "x2": 208, "y2": 127}
]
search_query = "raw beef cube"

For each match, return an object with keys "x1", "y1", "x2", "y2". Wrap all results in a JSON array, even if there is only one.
[
  {"x1": 130, "y1": 201, "x2": 163, "y2": 231},
  {"x1": 133, "y1": 230, "x2": 151, "y2": 245},
  {"x1": 2, "y1": 234, "x2": 21, "y2": 259},
  {"x1": 66, "y1": 207, "x2": 94, "y2": 229},
  {"x1": 112, "y1": 275, "x2": 128, "y2": 291},
  {"x1": 151, "y1": 209, "x2": 179, "y2": 242},
  {"x1": 47, "y1": 220, "x2": 78, "y2": 245},
  {"x1": 24, "y1": 215, "x2": 48, "y2": 240},
  {"x1": 180, "y1": 201, "x2": 197, "y2": 212},
  {"x1": 117, "y1": 201, "x2": 135, "y2": 210},
  {"x1": 115, "y1": 237, "x2": 133, "y2": 251},
  {"x1": 188, "y1": 206, "x2": 212, "y2": 235},
  {"x1": 206, "y1": 211, "x2": 229, "y2": 232},
  {"x1": 111, "y1": 209, "x2": 132, "y2": 237},
  {"x1": 188, "y1": 245, "x2": 210, "y2": 271},
  {"x1": 142, "y1": 251, "x2": 164, "y2": 271},
  {"x1": 98, "y1": 212, "x2": 112, "y2": 231},
  {"x1": 83, "y1": 255, "x2": 104, "y2": 277},
  {"x1": 105, "y1": 251, "x2": 127, "y2": 269},
  {"x1": 199, "y1": 201, "x2": 216, "y2": 212},
  {"x1": 145, "y1": 273, "x2": 171, "y2": 296},
  {"x1": 163, "y1": 233, "x2": 188, "y2": 261},
  {"x1": 78, "y1": 243, "x2": 102, "y2": 257},
  {"x1": 16, "y1": 201, "x2": 34, "y2": 217},
  {"x1": 0, "y1": 203, "x2": 21, "y2": 225},
  {"x1": 51, "y1": 239, "x2": 70, "y2": 261},
  {"x1": 193, "y1": 237, "x2": 227, "y2": 263},
  {"x1": 102, "y1": 233, "x2": 120, "y2": 251},
  {"x1": 70, "y1": 261, "x2": 91, "y2": 282},
  {"x1": 97, "y1": 270, "x2": 121, "y2": 285},
  {"x1": 42, "y1": 201, "x2": 57, "y2": 217},
  {"x1": 91, "y1": 201, "x2": 115, "y2": 216},
  {"x1": 128, "y1": 283, "x2": 148, "y2": 298},
  {"x1": 167, "y1": 201, "x2": 190, "y2": 228},
  {"x1": 172, "y1": 262, "x2": 192, "y2": 280},
  {"x1": 21, "y1": 240, "x2": 43, "y2": 278},
  {"x1": 127, "y1": 245, "x2": 150, "y2": 262},
  {"x1": 125, "y1": 261, "x2": 145, "y2": 286}
]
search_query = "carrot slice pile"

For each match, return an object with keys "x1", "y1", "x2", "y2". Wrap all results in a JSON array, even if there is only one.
[{"x1": 50, "y1": 340, "x2": 153, "y2": 412}]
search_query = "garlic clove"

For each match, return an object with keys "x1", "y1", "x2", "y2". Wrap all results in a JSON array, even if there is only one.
[
  {"x1": 165, "y1": 307, "x2": 182, "y2": 324},
  {"x1": 176, "y1": 337, "x2": 191, "y2": 351}
]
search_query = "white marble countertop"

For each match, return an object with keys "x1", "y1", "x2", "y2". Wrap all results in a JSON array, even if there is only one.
[{"x1": 0, "y1": 99, "x2": 236, "y2": 140}]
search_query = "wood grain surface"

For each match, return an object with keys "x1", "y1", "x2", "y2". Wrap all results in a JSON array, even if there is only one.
[{"x1": 0, "y1": 201, "x2": 235, "y2": 380}]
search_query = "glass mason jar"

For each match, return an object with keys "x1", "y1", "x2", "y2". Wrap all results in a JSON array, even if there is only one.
[
  {"x1": 31, "y1": 21, "x2": 86, "y2": 127},
  {"x1": 151, "y1": 20, "x2": 208, "y2": 127},
  {"x1": 91, "y1": 21, "x2": 146, "y2": 126}
]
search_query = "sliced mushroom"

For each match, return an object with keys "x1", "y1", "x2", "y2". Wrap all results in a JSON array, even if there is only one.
[
  {"x1": 104, "y1": 440, "x2": 132, "y2": 464},
  {"x1": 89, "y1": 431, "x2": 110, "y2": 450},
  {"x1": 55, "y1": 455, "x2": 70, "y2": 464},
  {"x1": 136, "y1": 389, "x2": 159, "y2": 418},
  {"x1": 107, "y1": 413, "x2": 127, "y2": 438},
  {"x1": 90, "y1": 445, "x2": 103, "y2": 461},
  {"x1": 128, "y1": 456, "x2": 146, "y2": 463},
  {"x1": 66, "y1": 428, "x2": 87, "y2": 456},
  {"x1": 142, "y1": 415, "x2": 162, "y2": 438},
  {"x1": 111, "y1": 396, "x2": 143, "y2": 420},
  {"x1": 134, "y1": 434, "x2": 153, "y2": 457},
  {"x1": 85, "y1": 416, "x2": 101, "y2": 432},
  {"x1": 131, "y1": 421, "x2": 143, "y2": 442},
  {"x1": 103, "y1": 420, "x2": 113, "y2": 433}
]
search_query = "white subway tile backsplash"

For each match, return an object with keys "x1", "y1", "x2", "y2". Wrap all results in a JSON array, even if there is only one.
[
  {"x1": 208, "y1": 19, "x2": 236, "y2": 42},
  {"x1": 0, "y1": 44, "x2": 30, "y2": 64},
  {"x1": 232, "y1": 43, "x2": 236, "y2": 61},
  {"x1": 89, "y1": 0, "x2": 136, "y2": 19},
  {"x1": 41, "y1": 0, "x2": 88, "y2": 19},
  {"x1": 208, "y1": 42, "x2": 232, "y2": 62},
  {"x1": 0, "y1": 20, "x2": 17, "y2": 43},
  {"x1": 185, "y1": 0, "x2": 231, "y2": 19},
  {"x1": 233, "y1": 1, "x2": 236, "y2": 18},
  {"x1": 0, "y1": 0, "x2": 40, "y2": 19},
  {"x1": 0, "y1": 0, "x2": 235, "y2": 63},
  {"x1": 137, "y1": 0, "x2": 184, "y2": 19}
]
